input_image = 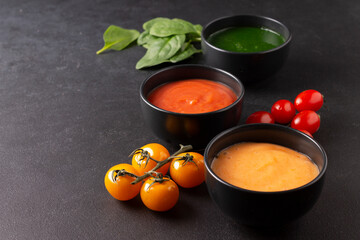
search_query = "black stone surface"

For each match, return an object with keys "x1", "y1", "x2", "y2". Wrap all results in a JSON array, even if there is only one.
[{"x1": 1, "y1": 0, "x2": 359, "y2": 239}]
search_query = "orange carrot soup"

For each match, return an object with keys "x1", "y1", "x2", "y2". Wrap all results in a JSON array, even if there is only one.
[
  {"x1": 211, "y1": 142, "x2": 319, "y2": 192},
  {"x1": 147, "y1": 79, "x2": 237, "y2": 114}
]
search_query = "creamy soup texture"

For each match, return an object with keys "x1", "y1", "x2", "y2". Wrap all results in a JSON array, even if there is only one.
[{"x1": 211, "y1": 142, "x2": 319, "y2": 192}]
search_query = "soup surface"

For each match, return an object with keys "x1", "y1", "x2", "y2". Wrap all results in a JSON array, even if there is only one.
[
  {"x1": 211, "y1": 142, "x2": 319, "y2": 192},
  {"x1": 147, "y1": 79, "x2": 237, "y2": 114},
  {"x1": 207, "y1": 26, "x2": 285, "y2": 53}
]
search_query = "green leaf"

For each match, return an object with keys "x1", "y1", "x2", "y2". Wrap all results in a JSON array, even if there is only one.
[
  {"x1": 194, "y1": 24, "x2": 203, "y2": 36},
  {"x1": 187, "y1": 33, "x2": 201, "y2": 42},
  {"x1": 137, "y1": 30, "x2": 159, "y2": 46},
  {"x1": 173, "y1": 18, "x2": 201, "y2": 34},
  {"x1": 169, "y1": 44, "x2": 201, "y2": 63},
  {"x1": 96, "y1": 18, "x2": 203, "y2": 69},
  {"x1": 186, "y1": 24, "x2": 202, "y2": 42},
  {"x1": 96, "y1": 25, "x2": 140, "y2": 54},
  {"x1": 142, "y1": 44, "x2": 151, "y2": 49},
  {"x1": 143, "y1": 17, "x2": 170, "y2": 31},
  {"x1": 136, "y1": 34, "x2": 186, "y2": 69},
  {"x1": 149, "y1": 18, "x2": 199, "y2": 37}
]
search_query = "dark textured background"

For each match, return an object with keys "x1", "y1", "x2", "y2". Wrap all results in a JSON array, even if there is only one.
[{"x1": 1, "y1": 0, "x2": 359, "y2": 239}]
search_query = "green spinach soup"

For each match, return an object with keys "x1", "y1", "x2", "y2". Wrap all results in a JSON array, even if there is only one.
[{"x1": 207, "y1": 26, "x2": 285, "y2": 53}]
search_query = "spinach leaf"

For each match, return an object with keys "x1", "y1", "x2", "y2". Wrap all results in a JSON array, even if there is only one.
[
  {"x1": 194, "y1": 24, "x2": 203, "y2": 37},
  {"x1": 143, "y1": 17, "x2": 169, "y2": 31},
  {"x1": 137, "y1": 30, "x2": 159, "y2": 46},
  {"x1": 142, "y1": 44, "x2": 151, "y2": 49},
  {"x1": 97, "y1": 18, "x2": 203, "y2": 69},
  {"x1": 136, "y1": 34, "x2": 185, "y2": 69},
  {"x1": 186, "y1": 24, "x2": 202, "y2": 42},
  {"x1": 96, "y1": 25, "x2": 140, "y2": 54},
  {"x1": 187, "y1": 33, "x2": 201, "y2": 42},
  {"x1": 149, "y1": 18, "x2": 198, "y2": 37},
  {"x1": 169, "y1": 44, "x2": 201, "y2": 63}
]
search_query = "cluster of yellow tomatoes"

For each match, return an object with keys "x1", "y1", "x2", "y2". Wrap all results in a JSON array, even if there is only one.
[{"x1": 104, "y1": 143, "x2": 205, "y2": 212}]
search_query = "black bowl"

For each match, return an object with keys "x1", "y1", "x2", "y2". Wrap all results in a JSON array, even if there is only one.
[
  {"x1": 202, "y1": 15, "x2": 292, "y2": 83},
  {"x1": 140, "y1": 64, "x2": 245, "y2": 149},
  {"x1": 204, "y1": 124, "x2": 327, "y2": 226}
]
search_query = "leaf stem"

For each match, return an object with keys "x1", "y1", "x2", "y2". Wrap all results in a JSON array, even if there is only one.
[
  {"x1": 96, "y1": 46, "x2": 108, "y2": 55},
  {"x1": 192, "y1": 37, "x2": 202, "y2": 42}
]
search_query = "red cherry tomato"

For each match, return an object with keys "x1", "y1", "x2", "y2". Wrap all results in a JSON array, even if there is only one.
[
  {"x1": 246, "y1": 111, "x2": 275, "y2": 124},
  {"x1": 294, "y1": 90, "x2": 324, "y2": 112},
  {"x1": 299, "y1": 129, "x2": 313, "y2": 138},
  {"x1": 271, "y1": 99, "x2": 296, "y2": 124},
  {"x1": 291, "y1": 110, "x2": 320, "y2": 134}
]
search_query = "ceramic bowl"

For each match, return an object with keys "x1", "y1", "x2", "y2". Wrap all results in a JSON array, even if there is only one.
[
  {"x1": 140, "y1": 64, "x2": 245, "y2": 149},
  {"x1": 202, "y1": 15, "x2": 292, "y2": 83},
  {"x1": 204, "y1": 123, "x2": 327, "y2": 226}
]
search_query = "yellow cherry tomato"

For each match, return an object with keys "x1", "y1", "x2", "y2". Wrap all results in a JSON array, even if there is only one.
[
  {"x1": 140, "y1": 177, "x2": 179, "y2": 212},
  {"x1": 170, "y1": 152, "x2": 205, "y2": 188},
  {"x1": 131, "y1": 143, "x2": 170, "y2": 175},
  {"x1": 104, "y1": 163, "x2": 142, "y2": 201}
]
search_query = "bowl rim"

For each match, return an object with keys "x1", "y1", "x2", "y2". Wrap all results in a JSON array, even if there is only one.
[
  {"x1": 202, "y1": 14, "x2": 293, "y2": 55},
  {"x1": 204, "y1": 123, "x2": 328, "y2": 195},
  {"x1": 140, "y1": 64, "x2": 245, "y2": 116}
]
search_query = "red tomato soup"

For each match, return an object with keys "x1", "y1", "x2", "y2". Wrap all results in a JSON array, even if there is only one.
[{"x1": 148, "y1": 79, "x2": 237, "y2": 114}]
